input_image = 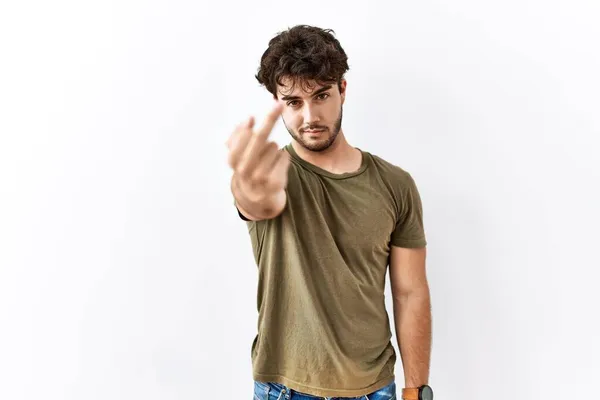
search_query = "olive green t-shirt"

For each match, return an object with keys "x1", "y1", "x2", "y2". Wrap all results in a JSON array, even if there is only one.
[{"x1": 235, "y1": 143, "x2": 427, "y2": 398}]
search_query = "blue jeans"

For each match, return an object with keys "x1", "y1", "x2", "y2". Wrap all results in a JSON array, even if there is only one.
[{"x1": 253, "y1": 380, "x2": 396, "y2": 400}]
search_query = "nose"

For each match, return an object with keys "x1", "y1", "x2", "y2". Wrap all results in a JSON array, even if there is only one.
[{"x1": 302, "y1": 103, "x2": 320, "y2": 126}]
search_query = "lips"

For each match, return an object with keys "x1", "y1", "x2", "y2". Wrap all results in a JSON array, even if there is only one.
[{"x1": 304, "y1": 129, "x2": 324, "y2": 134}]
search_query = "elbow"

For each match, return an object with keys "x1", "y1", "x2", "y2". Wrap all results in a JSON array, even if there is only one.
[{"x1": 392, "y1": 284, "x2": 430, "y2": 303}]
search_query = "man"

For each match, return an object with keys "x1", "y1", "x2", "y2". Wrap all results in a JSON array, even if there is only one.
[{"x1": 226, "y1": 25, "x2": 434, "y2": 400}]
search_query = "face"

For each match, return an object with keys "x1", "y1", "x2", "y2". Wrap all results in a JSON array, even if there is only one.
[{"x1": 276, "y1": 77, "x2": 346, "y2": 152}]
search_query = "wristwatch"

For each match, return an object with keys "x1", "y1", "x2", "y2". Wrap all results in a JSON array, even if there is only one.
[{"x1": 401, "y1": 385, "x2": 433, "y2": 400}]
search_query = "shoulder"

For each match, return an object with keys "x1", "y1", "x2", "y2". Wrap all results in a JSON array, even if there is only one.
[{"x1": 365, "y1": 150, "x2": 417, "y2": 187}]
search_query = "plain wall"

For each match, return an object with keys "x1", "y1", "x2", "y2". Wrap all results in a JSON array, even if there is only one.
[{"x1": 1, "y1": 1, "x2": 599, "y2": 399}]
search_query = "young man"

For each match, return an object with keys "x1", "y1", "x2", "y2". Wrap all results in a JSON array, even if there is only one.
[{"x1": 226, "y1": 25, "x2": 434, "y2": 400}]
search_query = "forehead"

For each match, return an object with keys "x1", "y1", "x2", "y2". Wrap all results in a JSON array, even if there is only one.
[{"x1": 277, "y1": 76, "x2": 333, "y2": 99}]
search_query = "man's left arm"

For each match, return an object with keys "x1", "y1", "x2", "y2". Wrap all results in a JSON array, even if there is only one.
[{"x1": 389, "y1": 245, "x2": 431, "y2": 388}]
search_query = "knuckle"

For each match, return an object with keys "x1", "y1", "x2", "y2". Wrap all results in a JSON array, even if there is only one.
[
  {"x1": 253, "y1": 175, "x2": 267, "y2": 185},
  {"x1": 227, "y1": 152, "x2": 239, "y2": 167},
  {"x1": 227, "y1": 157, "x2": 236, "y2": 169},
  {"x1": 236, "y1": 164, "x2": 249, "y2": 177},
  {"x1": 265, "y1": 143, "x2": 278, "y2": 156},
  {"x1": 251, "y1": 168, "x2": 267, "y2": 183}
]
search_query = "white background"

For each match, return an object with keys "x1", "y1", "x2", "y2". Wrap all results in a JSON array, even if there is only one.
[{"x1": 1, "y1": 1, "x2": 599, "y2": 399}]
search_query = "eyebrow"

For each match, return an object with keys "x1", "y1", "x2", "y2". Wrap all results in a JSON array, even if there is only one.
[{"x1": 280, "y1": 85, "x2": 333, "y2": 101}]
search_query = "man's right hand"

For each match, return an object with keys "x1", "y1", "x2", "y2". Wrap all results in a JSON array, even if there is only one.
[{"x1": 226, "y1": 102, "x2": 290, "y2": 220}]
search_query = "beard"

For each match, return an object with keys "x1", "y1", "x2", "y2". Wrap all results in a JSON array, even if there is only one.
[{"x1": 283, "y1": 106, "x2": 343, "y2": 153}]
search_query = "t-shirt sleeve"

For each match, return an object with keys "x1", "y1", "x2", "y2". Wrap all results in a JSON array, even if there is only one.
[{"x1": 390, "y1": 173, "x2": 427, "y2": 248}]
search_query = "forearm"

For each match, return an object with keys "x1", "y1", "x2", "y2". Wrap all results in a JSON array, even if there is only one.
[
  {"x1": 392, "y1": 286, "x2": 432, "y2": 388},
  {"x1": 231, "y1": 174, "x2": 286, "y2": 220}
]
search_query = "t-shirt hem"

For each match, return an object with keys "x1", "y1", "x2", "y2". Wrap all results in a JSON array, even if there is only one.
[
  {"x1": 391, "y1": 237, "x2": 427, "y2": 248},
  {"x1": 252, "y1": 372, "x2": 395, "y2": 397}
]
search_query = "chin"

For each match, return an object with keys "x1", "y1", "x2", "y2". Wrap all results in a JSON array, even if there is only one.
[{"x1": 305, "y1": 138, "x2": 336, "y2": 152}]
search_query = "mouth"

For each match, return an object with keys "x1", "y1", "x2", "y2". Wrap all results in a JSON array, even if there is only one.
[{"x1": 304, "y1": 129, "x2": 325, "y2": 134}]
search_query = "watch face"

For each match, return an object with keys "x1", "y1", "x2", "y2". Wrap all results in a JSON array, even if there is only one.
[{"x1": 419, "y1": 385, "x2": 433, "y2": 400}]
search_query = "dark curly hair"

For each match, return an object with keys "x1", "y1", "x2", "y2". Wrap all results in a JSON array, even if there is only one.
[{"x1": 255, "y1": 25, "x2": 350, "y2": 99}]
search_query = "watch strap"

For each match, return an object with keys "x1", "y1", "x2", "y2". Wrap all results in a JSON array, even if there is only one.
[{"x1": 402, "y1": 388, "x2": 420, "y2": 400}]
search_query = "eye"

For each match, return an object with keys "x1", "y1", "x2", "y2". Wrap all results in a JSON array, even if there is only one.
[
  {"x1": 316, "y1": 93, "x2": 329, "y2": 100},
  {"x1": 287, "y1": 100, "x2": 300, "y2": 107}
]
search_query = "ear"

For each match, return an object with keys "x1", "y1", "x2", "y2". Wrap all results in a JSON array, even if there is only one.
[{"x1": 340, "y1": 79, "x2": 347, "y2": 104}]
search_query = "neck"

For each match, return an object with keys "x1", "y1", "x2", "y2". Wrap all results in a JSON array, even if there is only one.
[{"x1": 291, "y1": 131, "x2": 361, "y2": 174}]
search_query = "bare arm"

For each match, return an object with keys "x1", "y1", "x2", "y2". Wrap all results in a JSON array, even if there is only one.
[
  {"x1": 231, "y1": 174, "x2": 287, "y2": 221},
  {"x1": 389, "y1": 245, "x2": 431, "y2": 388},
  {"x1": 226, "y1": 102, "x2": 290, "y2": 221}
]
